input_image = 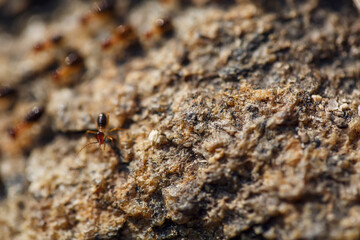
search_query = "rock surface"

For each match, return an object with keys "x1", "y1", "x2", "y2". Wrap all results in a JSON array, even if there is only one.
[{"x1": 1, "y1": 0, "x2": 360, "y2": 239}]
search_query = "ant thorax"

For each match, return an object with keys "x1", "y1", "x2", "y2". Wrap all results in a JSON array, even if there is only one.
[{"x1": 96, "y1": 131, "x2": 105, "y2": 144}]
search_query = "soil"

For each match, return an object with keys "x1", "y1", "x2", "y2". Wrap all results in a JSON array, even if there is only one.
[{"x1": 1, "y1": 0, "x2": 360, "y2": 239}]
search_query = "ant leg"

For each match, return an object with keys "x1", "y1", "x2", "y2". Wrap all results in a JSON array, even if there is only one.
[
  {"x1": 86, "y1": 130, "x2": 97, "y2": 137},
  {"x1": 103, "y1": 136, "x2": 113, "y2": 150},
  {"x1": 105, "y1": 136, "x2": 115, "y2": 151},
  {"x1": 76, "y1": 141, "x2": 98, "y2": 156},
  {"x1": 105, "y1": 136, "x2": 114, "y2": 148},
  {"x1": 89, "y1": 113, "x2": 97, "y2": 127},
  {"x1": 105, "y1": 136, "x2": 114, "y2": 142},
  {"x1": 108, "y1": 127, "x2": 122, "y2": 133}
]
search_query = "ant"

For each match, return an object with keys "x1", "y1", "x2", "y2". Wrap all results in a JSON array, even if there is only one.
[
  {"x1": 101, "y1": 24, "x2": 138, "y2": 50},
  {"x1": 145, "y1": 17, "x2": 173, "y2": 40},
  {"x1": 77, "y1": 112, "x2": 121, "y2": 154},
  {"x1": 80, "y1": 0, "x2": 115, "y2": 26},
  {"x1": 32, "y1": 34, "x2": 63, "y2": 53},
  {"x1": 8, "y1": 106, "x2": 44, "y2": 139},
  {"x1": 0, "y1": 86, "x2": 16, "y2": 98},
  {"x1": 0, "y1": 86, "x2": 17, "y2": 111},
  {"x1": 53, "y1": 50, "x2": 85, "y2": 86}
]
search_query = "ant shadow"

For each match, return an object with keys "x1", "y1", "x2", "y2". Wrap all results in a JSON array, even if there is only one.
[{"x1": 107, "y1": 137, "x2": 129, "y2": 173}]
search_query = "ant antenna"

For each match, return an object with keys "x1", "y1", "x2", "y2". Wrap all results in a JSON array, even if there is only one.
[{"x1": 76, "y1": 141, "x2": 98, "y2": 157}]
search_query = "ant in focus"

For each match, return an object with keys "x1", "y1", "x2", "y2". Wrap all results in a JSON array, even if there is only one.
[{"x1": 77, "y1": 112, "x2": 121, "y2": 155}]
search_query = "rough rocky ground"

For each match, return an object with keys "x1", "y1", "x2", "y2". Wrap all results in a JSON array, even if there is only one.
[{"x1": 1, "y1": 0, "x2": 360, "y2": 239}]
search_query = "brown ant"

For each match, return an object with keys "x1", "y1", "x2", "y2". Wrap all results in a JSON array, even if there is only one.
[
  {"x1": 145, "y1": 17, "x2": 173, "y2": 40},
  {"x1": 32, "y1": 34, "x2": 63, "y2": 53},
  {"x1": 8, "y1": 106, "x2": 44, "y2": 139},
  {"x1": 77, "y1": 112, "x2": 121, "y2": 154},
  {"x1": 80, "y1": 0, "x2": 115, "y2": 26},
  {"x1": 0, "y1": 86, "x2": 16, "y2": 102},
  {"x1": 102, "y1": 24, "x2": 138, "y2": 50},
  {"x1": 0, "y1": 86, "x2": 16, "y2": 98},
  {"x1": 0, "y1": 86, "x2": 17, "y2": 110},
  {"x1": 53, "y1": 51, "x2": 85, "y2": 86}
]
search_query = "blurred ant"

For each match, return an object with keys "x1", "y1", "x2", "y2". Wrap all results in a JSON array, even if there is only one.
[
  {"x1": 0, "y1": 86, "x2": 16, "y2": 98},
  {"x1": 145, "y1": 17, "x2": 173, "y2": 40},
  {"x1": 8, "y1": 106, "x2": 44, "y2": 139},
  {"x1": 0, "y1": 86, "x2": 17, "y2": 110},
  {"x1": 77, "y1": 112, "x2": 121, "y2": 155},
  {"x1": 53, "y1": 51, "x2": 85, "y2": 86},
  {"x1": 80, "y1": 0, "x2": 115, "y2": 26},
  {"x1": 32, "y1": 34, "x2": 63, "y2": 53},
  {"x1": 102, "y1": 24, "x2": 138, "y2": 50}
]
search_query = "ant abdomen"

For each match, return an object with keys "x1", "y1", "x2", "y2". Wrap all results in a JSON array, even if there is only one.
[
  {"x1": 25, "y1": 106, "x2": 44, "y2": 123},
  {"x1": 97, "y1": 113, "x2": 107, "y2": 128}
]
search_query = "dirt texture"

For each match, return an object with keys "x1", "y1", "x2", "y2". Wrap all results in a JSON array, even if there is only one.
[{"x1": 1, "y1": 0, "x2": 360, "y2": 239}]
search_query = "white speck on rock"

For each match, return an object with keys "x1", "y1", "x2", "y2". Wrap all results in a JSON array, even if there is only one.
[
  {"x1": 327, "y1": 99, "x2": 338, "y2": 111},
  {"x1": 149, "y1": 130, "x2": 166, "y2": 146}
]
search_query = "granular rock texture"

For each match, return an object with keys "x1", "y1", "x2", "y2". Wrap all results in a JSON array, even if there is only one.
[{"x1": 1, "y1": 0, "x2": 360, "y2": 239}]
